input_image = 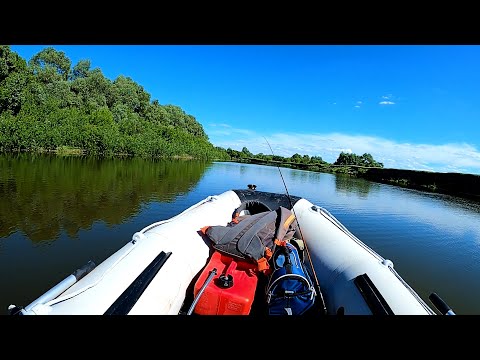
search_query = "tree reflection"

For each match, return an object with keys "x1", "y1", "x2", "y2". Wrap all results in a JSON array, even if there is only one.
[
  {"x1": 334, "y1": 174, "x2": 372, "y2": 198},
  {"x1": 0, "y1": 153, "x2": 208, "y2": 242}
]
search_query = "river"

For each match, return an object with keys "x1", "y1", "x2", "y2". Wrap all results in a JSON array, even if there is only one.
[{"x1": 1, "y1": 153, "x2": 479, "y2": 314}]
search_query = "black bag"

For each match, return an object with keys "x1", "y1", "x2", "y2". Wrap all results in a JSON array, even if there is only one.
[
  {"x1": 266, "y1": 241, "x2": 316, "y2": 315},
  {"x1": 202, "y1": 206, "x2": 297, "y2": 273}
]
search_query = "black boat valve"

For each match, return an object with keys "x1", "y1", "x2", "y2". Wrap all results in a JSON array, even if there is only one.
[{"x1": 217, "y1": 274, "x2": 234, "y2": 288}]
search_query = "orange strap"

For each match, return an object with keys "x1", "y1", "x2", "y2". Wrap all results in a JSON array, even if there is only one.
[
  {"x1": 264, "y1": 247, "x2": 273, "y2": 261},
  {"x1": 200, "y1": 226, "x2": 210, "y2": 235},
  {"x1": 256, "y1": 246, "x2": 277, "y2": 274},
  {"x1": 256, "y1": 257, "x2": 270, "y2": 273},
  {"x1": 274, "y1": 238, "x2": 287, "y2": 247}
]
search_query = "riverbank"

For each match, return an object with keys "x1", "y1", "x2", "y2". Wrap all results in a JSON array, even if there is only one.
[
  {"x1": 360, "y1": 167, "x2": 480, "y2": 200},
  {"x1": 227, "y1": 158, "x2": 480, "y2": 201}
]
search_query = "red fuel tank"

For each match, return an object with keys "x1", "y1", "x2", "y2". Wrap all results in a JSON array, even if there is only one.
[{"x1": 193, "y1": 251, "x2": 258, "y2": 315}]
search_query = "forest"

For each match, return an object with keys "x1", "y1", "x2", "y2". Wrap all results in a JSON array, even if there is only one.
[{"x1": 0, "y1": 46, "x2": 229, "y2": 160}]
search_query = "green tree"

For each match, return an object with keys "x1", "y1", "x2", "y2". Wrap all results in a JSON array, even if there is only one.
[
  {"x1": 334, "y1": 151, "x2": 383, "y2": 168},
  {"x1": 0, "y1": 46, "x2": 29, "y2": 115},
  {"x1": 29, "y1": 47, "x2": 71, "y2": 82},
  {"x1": 71, "y1": 68, "x2": 111, "y2": 110},
  {"x1": 108, "y1": 75, "x2": 150, "y2": 116},
  {"x1": 69, "y1": 59, "x2": 91, "y2": 80},
  {"x1": 241, "y1": 147, "x2": 252, "y2": 158},
  {"x1": 291, "y1": 153, "x2": 302, "y2": 163},
  {"x1": 0, "y1": 45, "x2": 28, "y2": 82},
  {"x1": 310, "y1": 155, "x2": 324, "y2": 163},
  {"x1": 226, "y1": 147, "x2": 240, "y2": 158},
  {"x1": 161, "y1": 104, "x2": 207, "y2": 139},
  {"x1": 335, "y1": 151, "x2": 355, "y2": 165},
  {"x1": 360, "y1": 153, "x2": 384, "y2": 168}
]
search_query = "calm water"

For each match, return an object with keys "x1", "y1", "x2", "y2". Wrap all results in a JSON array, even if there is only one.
[{"x1": 1, "y1": 153, "x2": 480, "y2": 315}]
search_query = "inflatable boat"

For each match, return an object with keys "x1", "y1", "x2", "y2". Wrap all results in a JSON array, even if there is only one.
[{"x1": 8, "y1": 187, "x2": 452, "y2": 315}]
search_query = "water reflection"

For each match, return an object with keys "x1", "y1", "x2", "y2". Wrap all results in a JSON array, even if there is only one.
[
  {"x1": 334, "y1": 174, "x2": 372, "y2": 198},
  {"x1": 0, "y1": 153, "x2": 209, "y2": 243}
]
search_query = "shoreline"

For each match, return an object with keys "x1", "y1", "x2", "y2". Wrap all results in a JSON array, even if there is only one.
[
  {"x1": 226, "y1": 158, "x2": 480, "y2": 202},
  {"x1": 3, "y1": 151, "x2": 479, "y2": 202}
]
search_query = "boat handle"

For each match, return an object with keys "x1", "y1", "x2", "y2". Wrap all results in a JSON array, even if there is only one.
[{"x1": 429, "y1": 292, "x2": 455, "y2": 315}]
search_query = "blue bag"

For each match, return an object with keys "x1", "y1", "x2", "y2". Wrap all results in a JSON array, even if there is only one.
[{"x1": 266, "y1": 241, "x2": 316, "y2": 315}]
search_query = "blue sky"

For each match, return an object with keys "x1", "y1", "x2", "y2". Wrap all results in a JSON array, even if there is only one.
[{"x1": 10, "y1": 45, "x2": 480, "y2": 174}]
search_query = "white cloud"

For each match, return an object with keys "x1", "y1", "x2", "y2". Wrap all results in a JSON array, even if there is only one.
[
  {"x1": 205, "y1": 123, "x2": 257, "y2": 137},
  {"x1": 379, "y1": 101, "x2": 395, "y2": 105},
  {"x1": 208, "y1": 130, "x2": 480, "y2": 175},
  {"x1": 356, "y1": 101, "x2": 362, "y2": 104},
  {"x1": 354, "y1": 105, "x2": 361, "y2": 108}
]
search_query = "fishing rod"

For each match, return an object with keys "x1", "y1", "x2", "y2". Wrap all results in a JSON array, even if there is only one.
[{"x1": 263, "y1": 136, "x2": 327, "y2": 315}]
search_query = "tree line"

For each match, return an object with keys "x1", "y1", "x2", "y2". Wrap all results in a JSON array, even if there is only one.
[{"x1": 226, "y1": 146, "x2": 384, "y2": 170}]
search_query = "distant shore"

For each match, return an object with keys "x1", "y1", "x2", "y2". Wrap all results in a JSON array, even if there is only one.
[{"x1": 227, "y1": 158, "x2": 480, "y2": 201}]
